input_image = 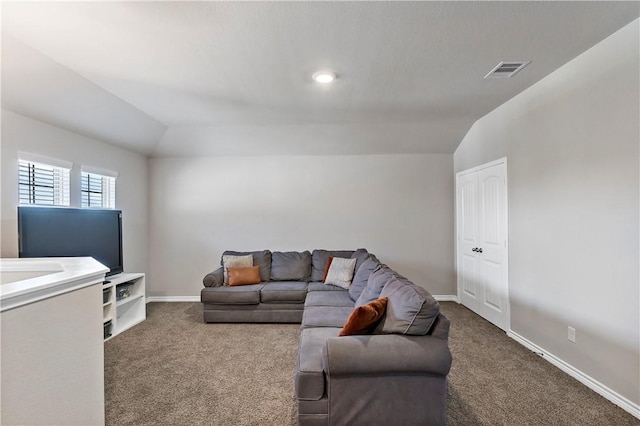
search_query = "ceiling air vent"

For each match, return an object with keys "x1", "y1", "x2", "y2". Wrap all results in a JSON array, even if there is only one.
[{"x1": 484, "y1": 61, "x2": 531, "y2": 79}]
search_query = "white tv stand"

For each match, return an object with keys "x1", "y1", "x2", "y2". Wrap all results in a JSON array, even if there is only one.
[{"x1": 102, "y1": 272, "x2": 146, "y2": 340}]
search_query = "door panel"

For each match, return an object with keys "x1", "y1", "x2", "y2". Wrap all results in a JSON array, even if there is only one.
[
  {"x1": 480, "y1": 175, "x2": 501, "y2": 246},
  {"x1": 461, "y1": 255, "x2": 477, "y2": 297},
  {"x1": 461, "y1": 179, "x2": 477, "y2": 242},
  {"x1": 457, "y1": 173, "x2": 480, "y2": 313},
  {"x1": 482, "y1": 259, "x2": 502, "y2": 310}
]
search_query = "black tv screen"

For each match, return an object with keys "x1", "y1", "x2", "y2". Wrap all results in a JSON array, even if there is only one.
[{"x1": 18, "y1": 207, "x2": 123, "y2": 276}]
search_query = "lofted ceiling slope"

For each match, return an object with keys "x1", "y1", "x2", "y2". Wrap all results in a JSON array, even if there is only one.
[{"x1": 1, "y1": 1, "x2": 639, "y2": 157}]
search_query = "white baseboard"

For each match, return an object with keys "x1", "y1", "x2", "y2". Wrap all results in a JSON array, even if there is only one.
[
  {"x1": 434, "y1": 295, "x2": 459, "y2": 302},
  {"x1": 146, "y1": 296, "x2": 200, "y2": 303},
  {"x1": 507, "y1": 330, "x2": 640, "y2": 420}
]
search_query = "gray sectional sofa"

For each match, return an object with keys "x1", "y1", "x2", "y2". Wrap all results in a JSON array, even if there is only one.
[{"x1": 201, "y1": 249, "x2": 452, "y2": 426}]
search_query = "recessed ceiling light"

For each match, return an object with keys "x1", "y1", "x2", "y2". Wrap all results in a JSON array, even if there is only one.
[{"x1": 312, "y1": 71, "x2": 336, "y2": 84}]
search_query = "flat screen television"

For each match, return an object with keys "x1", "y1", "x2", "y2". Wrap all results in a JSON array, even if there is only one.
[{"x1": 18, "y1": 207, "x2": 124, "y2": 276}]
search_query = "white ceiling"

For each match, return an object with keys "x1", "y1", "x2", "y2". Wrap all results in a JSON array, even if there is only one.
[{"x1": 2, "y1": 1, "x2": 638, "y2": 157}]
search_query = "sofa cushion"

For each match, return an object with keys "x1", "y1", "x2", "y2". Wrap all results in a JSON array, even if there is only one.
[
  {"x1": 271, "y1": 251, "x2": 311, "y2": 281},
  {"x1": 260, "y1": 281, "x2": 308, "y2": 303},
  {"x1": 350, "y1": 248, "x2": 370, "y2": 273},
  {"x1": 354, "y1": 265, "x2": 395, "y2": 307},
  {"x1": 307, "y1": 282, "x2": 346, "y2": 292},
  {"x1": 311, "y1": 250, "x2": 354, "y2": 282},
  {"x1": 376, "y1": 278, "x2": 440, "y2": 335},
  {"x1": 348, "y1": 255, "x2": 381, "y2": 302},
  {"x1": 228, "y1": 266, "x2": 261, "y2": 286},
  {"x1": 201, "y1": 284, "x2": 264, "y2": 305},
  {"x1": 339, "y1": 297, "x2": 388, "y2": 336},
  {"x1": 301, "y1": 306, "x2": 354, "y2": 329},
  {"x1": 296, "y1": 327, "x2": 341, "y2": 400},
  {"x1": 324, "y1": 257, "x2": 357, "y2": 289},
  {"x1": 304, "y1": 290, "x2": 354, "y2": 308},
  {"x1": 221, "y1": 250, "x2": 272, "y2": 282}
]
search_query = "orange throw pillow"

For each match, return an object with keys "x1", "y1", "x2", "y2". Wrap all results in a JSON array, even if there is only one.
[
  {"x1": 339, "y1": 297, "x2": 389, "y2": 336},
  {"x1": 227, "y1": 266, "x2": 261, "y2": 286},
  {"x1": 322, "y1": 257, "x2": 334, "y2": 283}
]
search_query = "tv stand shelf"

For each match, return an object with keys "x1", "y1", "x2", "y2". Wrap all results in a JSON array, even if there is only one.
[
  {"x1": 116, "y1": 293, "x2": 144, "y2": 307},
  {"x1": 103, "y1": 273, "x2": 145, "y2": 341}
]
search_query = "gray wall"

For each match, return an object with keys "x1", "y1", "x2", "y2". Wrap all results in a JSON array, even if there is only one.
[
  {"x1": 148, "y1": 154, "x2": 455, "y2": 298},
  {"x1": 0, "y1": 110, "x2": 149, "y2": 276},
  {"x1": 454, "y1": 20, "x2": 639, "y2": 404}
]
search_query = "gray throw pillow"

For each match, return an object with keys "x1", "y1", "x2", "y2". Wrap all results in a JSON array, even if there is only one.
[
  {"x1": 271, "y1": 251, "x2": 312, "y2": 281},
  {"x1": 348, "y1": 255, "x2": 381, "y2": 302},
  {"x1": 355, "y1": 265, "x2": 394, "y2": 307},
  {"x1": 221, "y1": 250, "x2": 272, "y2": 282},
  {"x1": 376, "y1": 277, "x2": 440, "y2": 335}
]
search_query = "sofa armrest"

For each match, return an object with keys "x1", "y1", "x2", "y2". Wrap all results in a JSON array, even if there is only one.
[
  {"x1": 203, "y1": 267, "x2": 224, "y2": 287},
  {"x1": 322, "y1": 334, "x2": 451, "y2": 377}
]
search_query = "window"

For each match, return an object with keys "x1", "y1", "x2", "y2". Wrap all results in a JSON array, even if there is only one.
[
  {"x1": 81, "y1": 167, "x2": 117, "y2": 208},
  {"x1": 18, "y1": 155, "x2": 71, "y2": 206}
]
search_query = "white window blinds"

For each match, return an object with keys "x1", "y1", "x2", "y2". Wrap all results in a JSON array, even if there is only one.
[
  {"x1": 18, "y1": 158, "x2": 71, "y2": 206},
  {"x1": 81, "y1": 169, "x2": 117, "y2": 209}
]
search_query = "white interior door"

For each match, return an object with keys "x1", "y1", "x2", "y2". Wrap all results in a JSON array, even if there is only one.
[{"x1": 456, "y1": 159, "x2": 509, "y2": 331}]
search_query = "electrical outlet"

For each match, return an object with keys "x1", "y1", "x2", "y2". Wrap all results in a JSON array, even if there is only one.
[{"x1": 568, "y1": 326, "x2": 576, "y2": 343}]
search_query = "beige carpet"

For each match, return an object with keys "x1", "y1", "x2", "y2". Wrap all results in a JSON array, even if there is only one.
[{"x1": 105, "y1": 302, "x2": 639, "y2": 425}]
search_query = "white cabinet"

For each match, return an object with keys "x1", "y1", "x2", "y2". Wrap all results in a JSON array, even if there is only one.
[
  {"x1": 102, "y1": 273, "x2": 145, "y2": 340},
  {"x1": 0, "y1": 257, "x2": 107, "y2": 426}
]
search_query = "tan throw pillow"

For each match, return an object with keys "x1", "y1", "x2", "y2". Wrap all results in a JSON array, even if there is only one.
[
  {"x1": 222, "y1": 254, "x2": 253, "y2": 285},
  {"x1": 324, "y1": 257, "x2": 356, "y2": 289},
  {"x1": 321, "y1": 257, "x2": 334, "y2": 283},
  {"x1": 227, "y1": 266, "x2": 261, "y2": 286},
  {"x1": 339, "y1": 297, "x2": 389, "y2": 336}
]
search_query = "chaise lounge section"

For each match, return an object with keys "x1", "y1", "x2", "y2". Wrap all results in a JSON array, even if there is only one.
[{"x1": 201, "y1": 248, "x2": 452, "y2": 426}]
